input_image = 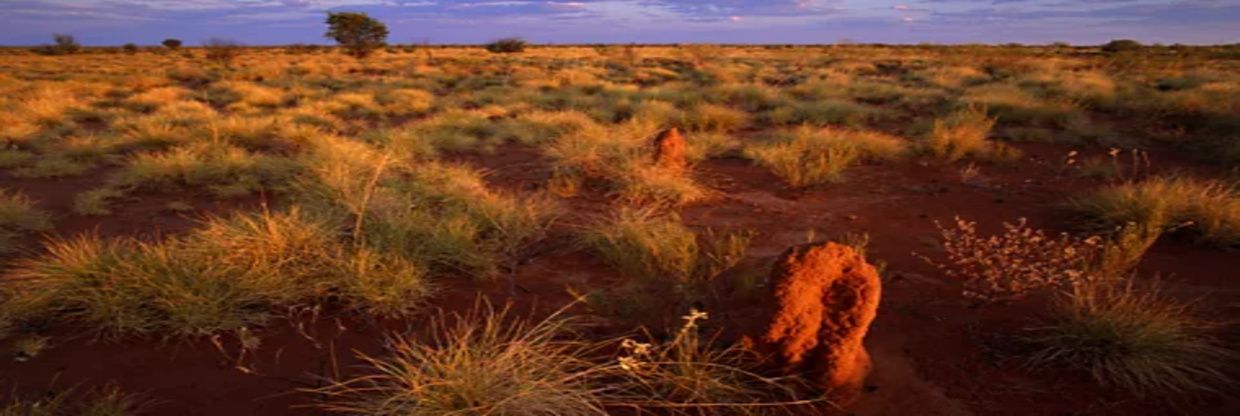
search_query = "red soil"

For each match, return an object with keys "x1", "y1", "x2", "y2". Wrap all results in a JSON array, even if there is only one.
[{"x1": 2, "y1": 141, "x2": 1237, "y2": 415}]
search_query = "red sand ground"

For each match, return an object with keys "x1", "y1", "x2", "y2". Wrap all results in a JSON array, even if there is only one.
[{"x1": 2, "y1": 142, "x2": 1237, "y2": 415}]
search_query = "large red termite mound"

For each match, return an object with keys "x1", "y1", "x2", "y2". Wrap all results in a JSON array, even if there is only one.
[
  {"x1": 652, "y1": 127, "x2": 687, "y2": 173},
  {"x1": 759, "y1": 241, "x2": 882, "y2": 402}
]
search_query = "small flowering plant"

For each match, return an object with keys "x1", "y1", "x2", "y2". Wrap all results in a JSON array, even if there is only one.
[{"x1": 926, "y1": 217, "x2": 1103, "y2": 303}]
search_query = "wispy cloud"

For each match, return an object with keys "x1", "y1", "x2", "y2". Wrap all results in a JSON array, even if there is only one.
[{"x1": 0, "y1": 0, "x2": 1235, "y2": 45}]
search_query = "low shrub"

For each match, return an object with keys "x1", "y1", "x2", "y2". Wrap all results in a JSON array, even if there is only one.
[
  {"x1": 927, "y1": 217, "x2": 1101, "y2": 303},
  {"x1": 486, "y1": 37, "x2": 528, "y2": 54}
]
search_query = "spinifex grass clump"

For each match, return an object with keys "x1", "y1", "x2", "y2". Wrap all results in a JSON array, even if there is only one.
[
  {"x1": 544, "y1": 120, "x2": 709, "y2": 205},
  {"x1": 745, "y1": 126, "x2": 908, "y2": 188},
  {"x1": 583, "y1": 208, "x2": 750, "y2": 287},
  {"x1": 314, "y1": 305, "x2": 814, "y2": 416},
  {"x1": 0, "y1": 190, "x2": 52, "y2": 253},
  {"x1": 1068, "y1": 175, "x2": 1240, "y2": 246},
  {"x1": 1026, "y1": 281, "x2": 1236, "y2": 397},
  {"x1": 0, "y1": 208, "x2": 432, "y2": 338},
  {"x1": 312, "y1": 305, "x2": 607, "y2": 416},
  {"x1": 923, "y1": 106, "x2": 1019, "y2": 163},
  {"x1": 109, "y1": 141, "x2": 301, "y2": 197},
  {"x1": 298, "y1": 133, "x2": 553, "y2": 278},
  {"x1": 609, "y1": 309, "x2": 815, "y2": 415}
]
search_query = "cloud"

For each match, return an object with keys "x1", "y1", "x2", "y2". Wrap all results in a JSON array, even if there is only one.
[{"x1": 0, "y1": 0, "x2": 1235, "y2": 45}]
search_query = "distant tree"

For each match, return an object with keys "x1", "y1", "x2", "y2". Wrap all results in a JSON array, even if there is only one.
[
  {"x1": 54, "y1": 34, "x2": 80, "y2": 53},
  {"x1": 162, "y1": 38, "x2": 183, "y2": 50},
  {"x1": 486, "y1": 37, "x2": 527, "y2": 54},
  {"x1": 324, "y1": 12, "x2": 389, "y2": 59},
  {"x1": 1101, "y1": 39, "x2": 1142, "y2": 53},
  {"x1": 122, "y1": 43, "x2": 139, "y2": 54},
  {"x1": 203, "y1": 38, "x2": 241, "y2": 65},
  {"x1": 32, "y1": 33, "x2": 81, "y2": 56}
]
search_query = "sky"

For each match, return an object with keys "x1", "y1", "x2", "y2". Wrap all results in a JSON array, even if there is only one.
[{"x1": 0, "y1": 0, "x2": 1237, "y2": 46}]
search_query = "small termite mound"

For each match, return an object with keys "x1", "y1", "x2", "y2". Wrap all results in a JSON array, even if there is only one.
[
  {"x1": 759, "y1": 241, "x2": 881, "y2": 403},
  {"x1": 652, "y1": 127, "x2": 687, "y2": 173}
]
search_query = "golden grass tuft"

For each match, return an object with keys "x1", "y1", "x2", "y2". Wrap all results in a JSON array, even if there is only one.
[
  {"x1": 745, "y1": 125, "x2": 908, "y2": 188},
  {"x1": 924, "y1": 106, "x2": 1020, "y2": 163},
  {"x1": 1068, "y1": 176, "x2": 1240, "y2": 246},
  {"x1": 0, "y1": 209, "x2": 433, "y2": 338},
  {"x1": 313, "y1": 304, "x2": 608, "y2": 416},
  {"x1": 583, "y1": 208, "x2": 749, "y2": 286},
  {"x1": 313, "y1": 304, "x2": 814, "y2": 416}
]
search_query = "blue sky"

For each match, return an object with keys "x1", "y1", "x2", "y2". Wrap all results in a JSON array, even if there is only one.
[{"x1": 1, "y1": 0, "x2": 1237, "y2": 46}]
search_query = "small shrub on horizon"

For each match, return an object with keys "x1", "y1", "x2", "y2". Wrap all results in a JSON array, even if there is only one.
[
  {"x1": 486, "y1": 37, "x2": 528, "y2": 54},
  {"x1": 1101, "y1": 39, "x2": 1143, "y2": 54},
  {"x1": 31, "y1": 33, "x2": 81, "y2": 56},
  {"x1": 203, "y1": 38, "x2": 241, "y2": 65}
]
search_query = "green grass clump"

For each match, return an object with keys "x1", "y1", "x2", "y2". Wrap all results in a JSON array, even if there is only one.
[
  {"x1": 963, "y1": 83, "x2": 1080, "y2": 128},
  {"x1": 73, "y1": 188, "x2": 125, "y2": 216},
  {"x1": 745, "y1": 125, "x2": 908, "y2": 188},
  {"x1": 1027, "y1": 281, "x2": 1236, "y2": 397},
  {"x1": 583, "y1": 209, "x2": 749, "y2": 286},
  {"x1": 0, "y1": 190, "x2": 52, "y2": 253},
  {"x1": 314, "y1": 305, "x2": 608, "y2": 416},
  {"x1": 1068, "y1": 176, "x2": 1240, "y2": 246},
  {"x1": 764, "y1": 98, "x2": 877, "y2": 127},
  {"x1": 607, "y1": 310, "x2": 813, "y2": 414},
  {"x1": 682, "y1": 103, "x2": 749, "y2": 132},
  {"x1": 110, "y1": 141, "x2": 300, "y2": 197},
  {"x1": 544, "y1": 119, "x2": 709, "y2": 205},
  {"x1": 299, "y1": 134, "x2": 553, "y2": 277},
  {"x1": 314, "y1": 305, "x2": 813, "y2": 416},
  {"x1": 0, "y1": 209, "x2": 432, "y2": 338}
]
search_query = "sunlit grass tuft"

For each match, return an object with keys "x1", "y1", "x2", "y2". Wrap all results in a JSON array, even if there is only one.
[
  {"x1": 745, "y1": 125, "x2": 908, "y2": 188},
  {"x1": 1068, "y1": 176, "x2": 1240, "y2": 246}
]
